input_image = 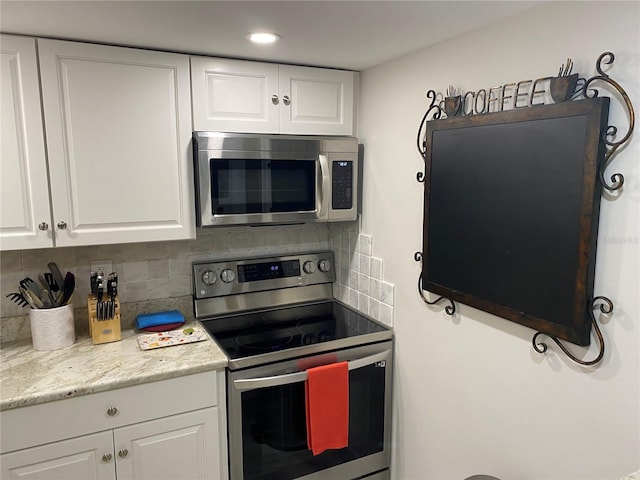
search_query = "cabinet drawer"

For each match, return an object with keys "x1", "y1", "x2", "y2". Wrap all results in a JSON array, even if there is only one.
[{"x1": 1, "y1": 370, "x2": 218, "y2": 454}]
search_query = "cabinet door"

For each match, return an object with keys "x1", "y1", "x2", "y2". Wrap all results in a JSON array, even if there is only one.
[
  {"x1": 38, "y1": 39, "x2": 195, "y2": 247},
  {"x1": 0, "y1": 35, "x2": 53, "y2": 251},
  {"x1": 113, "y1": 407, "x2": 221, "y2": 480},
  {"x1": 279, "y1": 65, "x2": 356, "y2": 136},
  {"x1": 191, "y1": 56, "x2": 279, "y2": 133},
  {"x1": 0, "y1": 431, "x2": 115, "y2": 480}
]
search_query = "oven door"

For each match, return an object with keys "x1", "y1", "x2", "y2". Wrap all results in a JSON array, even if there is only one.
[
  {"x1": 227, "y1": 341, "x2": 393, "y2": 480},
  {"x1": 197, "y1": 151, "x2": 330, "y2": 227}
]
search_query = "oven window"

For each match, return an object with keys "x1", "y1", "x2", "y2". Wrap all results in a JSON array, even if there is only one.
[
  {"x1": 210, "y1": 159, "x2": 316, "y2": 215},
  {"x1": 240, "y1": 364, "x2": 386, "y2": 480}
]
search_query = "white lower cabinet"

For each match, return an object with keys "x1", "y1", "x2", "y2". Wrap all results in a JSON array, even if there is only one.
[
  {"x1": 114, "y1": 408, "x2": 219, "y2": 480},
  {"x1": 1, "y1": 431, "x2": 115, "y2": 480},
  {"x1": 0, "y1": 371, "x2": 227, "y2": 480}
]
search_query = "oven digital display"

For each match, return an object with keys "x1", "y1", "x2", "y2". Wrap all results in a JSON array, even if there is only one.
[{"x1": 238, "y1": 260, "x2": 301, "y2": 283}]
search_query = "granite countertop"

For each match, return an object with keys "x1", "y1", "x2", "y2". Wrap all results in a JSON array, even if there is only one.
[
  {"x1": 620, "y1": 472, "x2": 640, "y2": 480},
  {"x1": 0, "y1": 322, "x2": 227, "y2": 411}
]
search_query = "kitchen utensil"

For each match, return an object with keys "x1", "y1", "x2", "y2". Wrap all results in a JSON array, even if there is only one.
[
  {"x1": 22, "y1": 277, "x2": 52, "y2": 308},
  {"x1": 39, "y1": 274, "x2": 58, "y2": 306},
  {"x1": 20, "y1": 286, "x2": 43, "y2": 309},
  {"x1": 6, "y1": 292, "x2": 31, "y2": 308},
  {"x1": 60, "y1": 272, "x2": 75, "y2": 306},
  {"x1": 47, "y1": 262, "x2": 65, "y2": 294},
  {"x1": 21, "y1": 277, "x2": 43, "y2": 299},
  {"x1": 44, "y1": 272, "x2": 59, "y2": 292}
]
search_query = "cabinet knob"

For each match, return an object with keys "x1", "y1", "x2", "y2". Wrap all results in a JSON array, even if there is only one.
[
  {"x1": 271, "y1": 94, "x2": 279, "y2": 105},
  {"x1": 38, "y1": 222, "x2": 49, "y2": 231},
  {"x1": 106, "y1": 406, "x2": 118, "y2": 416},
  {"x1": 283, "y1": 95, "x2": 291, "y2": 106},
  {"x1": 57, "y1": 221, "x2": 67, "y2": 230},
  {"x1": 118, "y1": 448, "x2": 129, "y2": 459},
  {"x1": 102, "y1": 453, "x2": 113, "y2": 463}
]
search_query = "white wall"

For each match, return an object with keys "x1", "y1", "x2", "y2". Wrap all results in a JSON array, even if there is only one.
[{"x1": 357, "y1": 2, "x2": 639, "y2": 479}]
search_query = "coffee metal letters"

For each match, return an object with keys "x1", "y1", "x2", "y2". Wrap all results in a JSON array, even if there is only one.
[{"x1": 456, "y1": 76, "x2": 556, "y2": 116}]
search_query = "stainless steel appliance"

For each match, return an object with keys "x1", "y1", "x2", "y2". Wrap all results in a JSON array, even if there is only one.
[
  {"x1": 193, "y1": 251, "x2": 393, "y2": 480},
  {"x1": 192, "y1": 132, "x2": 359, "y2": 227}
]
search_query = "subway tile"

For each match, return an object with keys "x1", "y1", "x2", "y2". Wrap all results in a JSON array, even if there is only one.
[
  {"x1": 170, "y1": 257, "x2": 191, "y2": 277},
  {"x1": 358, "y1": 273, "x2": 369, "y2": 295},
  {"x1": 358, "y1": 293, "x2": 369, "y2": 316},
  {"x1": 122, "y1": 243, "x2": 148, "y2": 261},
  {"x1": 146, "y1": 242, "x2": 169, "y2": 260},
  {"x1": 358, "y1": 234, "x2": 372, "y2": 256},
  {"x1": 169, "y1": 275, "x2": 192, "y2": 297},
  {"x1": 350, "y1": 253, "x2": 361, "y2": 273},
  {"x1": 20, "y1": 248, "x2": 57, "y2": 271},
  {"x1": 380, "y1": 281, "x2": 394, "y2": 306},
  {"x1": 0, "y1": 251, "x2": 22, "y2": 272},
  {"x1": 369, "y1": 298, "x2": 381, "y2": 321},
  {"x1": 379, "y1": 303, "x2": 393, "y2": 326},
  {"x1": 340, "y1": 231, "x2": 350, "y2": 250},
  {"x1": 370, "y1": 257, "x2": 383, "y2": 280},
  {"x1": 348, "y1": 270, "x2": 358, "y2": 289},
  {"x1": 123, "y1": 260, "x2": 148, "y2": 283},
  {"x1": 370, "y1": 278, "x2": 381, "y2": 301},
  {"x1": 147, "y1": 278, "x2": 171, "y2": 300},
  {"x1": 121, "y1": 282, "x2": 148, "y2": 303},
  {"x1": 148, "y1": 259, "x2": 170, "y2": 279},
  {"x1": 359, "y1": 254, "x2": 370, "y2": 276},
  {"x1": 349, "y1": 288, "x2": 359, "y2": 310},
  {"x1": 168, "y1": 239, "x2": 192, "y2": 257}
]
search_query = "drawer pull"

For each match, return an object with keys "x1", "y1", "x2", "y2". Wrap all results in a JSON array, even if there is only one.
[
  {"x1": 106, "y1": 406, "x2": 118, "y2": 417},
  {"x1": 118, "y1": 448, "x2": 129, "y2": 459},
  {"x1": 102, "y1": 453, "x2": 113, "y2": 463}
]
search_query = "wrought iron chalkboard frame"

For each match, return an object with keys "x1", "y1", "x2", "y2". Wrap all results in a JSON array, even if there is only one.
[{"x1": 415, "y1": 52, "x2": 635, "y2": 367}]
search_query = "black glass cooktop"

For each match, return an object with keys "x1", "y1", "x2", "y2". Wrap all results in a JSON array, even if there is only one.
[{"x1": 200, "y1": 301, "x2": 391, "y2": 369}]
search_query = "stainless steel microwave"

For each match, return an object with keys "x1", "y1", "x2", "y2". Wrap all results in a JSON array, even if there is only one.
[{"x1": 192, "y1": 132, "x2": 359, "y2": 227}]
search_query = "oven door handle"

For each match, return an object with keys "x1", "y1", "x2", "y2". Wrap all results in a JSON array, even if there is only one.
[{"x1": 233, "y1": 349, "x2": 391, "y2": 392}]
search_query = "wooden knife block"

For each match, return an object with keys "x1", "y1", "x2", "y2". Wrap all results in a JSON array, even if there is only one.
[{"x1": 88, "y1": 294, "x2": 121, "y2": 345}]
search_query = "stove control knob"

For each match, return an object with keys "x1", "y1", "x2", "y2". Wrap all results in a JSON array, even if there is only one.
[
  {"x1": 303, "y1": 260, "x2": 316, "y2": 274},
  {"x1": 201, "y1": 270, "x2": 216, "y2": 285},
  {"x1": 221, "y1": 268, "x2": 235, "y2": 283},
  {"x1": 318, "y1": 259, "x2": 332, "y2": 273}
]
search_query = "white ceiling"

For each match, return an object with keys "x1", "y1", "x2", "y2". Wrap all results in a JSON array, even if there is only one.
[{"x1": 0, "y1": 1, "x2": 541, "y2": 71}]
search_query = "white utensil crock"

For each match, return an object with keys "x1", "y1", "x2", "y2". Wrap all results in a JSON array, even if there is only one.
[{"x1": 29, "y1": 304, "x2": 76, "y2": 351}]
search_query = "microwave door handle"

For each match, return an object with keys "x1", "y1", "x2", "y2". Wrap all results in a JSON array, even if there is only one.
[
  {"x1": 317, "y1": 154, "x2": 330, "y2": 217},
  {"x1": 233, "y1": 349, "x2": 391, "y2": 392}
]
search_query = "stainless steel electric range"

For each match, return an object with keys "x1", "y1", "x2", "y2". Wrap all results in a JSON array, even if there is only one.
[{"x1": 193, "y1": 251, "x2": 393, "y2": 480}]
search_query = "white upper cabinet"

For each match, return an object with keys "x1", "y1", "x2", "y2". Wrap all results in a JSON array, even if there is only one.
[
  {"x1": 0, "y1": 35, "x2": 53, "y2": 250},
  {"x1": 191, "y1": 57, "x2": 357, "y2": 135},
  {"x1": 278, "y1": 65, "x2": 355, "y2": 135},
  {"x1": 191, "y1": 57, "x2": 280, "y2": 133},
  {"x1": 38, "y1": 39, "x2": 195, "y2": 247}
]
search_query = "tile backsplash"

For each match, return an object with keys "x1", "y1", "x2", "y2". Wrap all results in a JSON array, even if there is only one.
[
  {"x1": 1, "y1": 220, "x2": 394, "y2": 343},
  {"x1": 0, "y1": 223, "x2": 329, "y2": 343},
  {"x1": 329, "y1": 221, "x2": 395, "y2": 327}
]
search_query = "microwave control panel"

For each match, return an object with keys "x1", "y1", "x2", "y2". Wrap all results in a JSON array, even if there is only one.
[{"x1": 332, "y1": 160, "x2": 353, "y2": 210}]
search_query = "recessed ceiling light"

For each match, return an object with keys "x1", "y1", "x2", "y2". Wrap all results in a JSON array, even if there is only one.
[{"x1": 248, "y1": 32, "x2": 280, "y2": 44}]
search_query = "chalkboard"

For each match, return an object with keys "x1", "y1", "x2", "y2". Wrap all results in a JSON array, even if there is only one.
[{"x1": 421, "y1": 98, "x2": 610, "y2": 345}]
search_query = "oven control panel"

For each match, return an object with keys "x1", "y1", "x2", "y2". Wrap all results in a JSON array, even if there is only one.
[{"x1": 193, "y1": 251, "x2": 335, "y2": 299}]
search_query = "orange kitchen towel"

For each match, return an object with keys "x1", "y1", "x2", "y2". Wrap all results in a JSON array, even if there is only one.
[{"x1": 305, "y1": 361, "x2": 349, "y2": 456}]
